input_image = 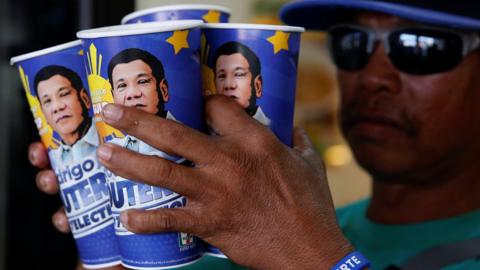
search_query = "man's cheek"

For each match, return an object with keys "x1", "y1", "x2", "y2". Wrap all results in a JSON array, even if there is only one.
[
  {"x1": 113, "y1": 95, "x2": 123, "y2": 105},
  {"x1": 239, "y1": 98, "x2": 249, "y2": 108}
]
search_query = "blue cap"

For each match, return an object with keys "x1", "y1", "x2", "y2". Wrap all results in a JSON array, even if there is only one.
[{"x1": 280, "y1": 0, "x2": 480, "y2": 31}]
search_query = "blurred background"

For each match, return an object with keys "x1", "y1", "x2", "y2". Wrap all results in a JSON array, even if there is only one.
[{"x1": 0, "y1": 0, "x2": 370, "y2": 269}]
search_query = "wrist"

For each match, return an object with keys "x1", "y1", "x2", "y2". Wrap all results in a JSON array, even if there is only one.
[
  {"x1": 312, "y1": 230, "x2": 356, "y2": 269},
  {"x1": 263, "y1": 224, "x2": 355, "y2": 270}
]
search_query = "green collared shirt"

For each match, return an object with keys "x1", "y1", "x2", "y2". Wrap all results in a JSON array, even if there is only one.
[{"x1": 337, "y1": 199, "x2": 480, "y2": 270}]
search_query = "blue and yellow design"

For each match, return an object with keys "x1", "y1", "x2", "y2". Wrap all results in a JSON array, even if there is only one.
[
  {"x1": 85, "y1": 43, "x2": 125, "y2": 143},
  {"x1": 201, "y1": 26, "x2": 302, "y2": 146}
]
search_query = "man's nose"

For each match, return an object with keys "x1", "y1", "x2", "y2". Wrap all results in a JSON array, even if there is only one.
[
  {"x1": 223, "y1": 76, "x2": 237, "y2": 91},
  {"x1": 125, "y1": 86, "x2": 143, "y2": 100},
  {"x1": 358, "y1": 42, "x2": 402, "y2": 95},
  {"x1": 52, "y1": 99, "x2": 66, "y2": 114}
]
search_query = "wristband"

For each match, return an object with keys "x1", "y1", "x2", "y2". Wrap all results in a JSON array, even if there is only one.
[{"x1": 331, "y1": 251, "x2": 370, "y2": 270}]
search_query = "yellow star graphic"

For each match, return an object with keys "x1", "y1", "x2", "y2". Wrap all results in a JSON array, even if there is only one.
[
  {"x1": 78, "y1": 49, "x2": 84, "y2": 56},
  {"x1": 166, "y1": 30, "x2": 190, "y2": 55},
  {"x1": 202, "y1": 10, "x2": 221, "y2": 23},
  {"x1": 267, "y1": 31, "x2": 291, "y2": 54}
]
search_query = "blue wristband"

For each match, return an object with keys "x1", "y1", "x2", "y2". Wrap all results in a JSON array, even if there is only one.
[{"x1": 331, "y1": 251, "x2": 370, "y2": 270}]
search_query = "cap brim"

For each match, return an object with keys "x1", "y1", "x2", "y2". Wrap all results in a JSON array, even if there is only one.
[{"x1": 280, "y1": 0, "x2": 480, "y2": 31}]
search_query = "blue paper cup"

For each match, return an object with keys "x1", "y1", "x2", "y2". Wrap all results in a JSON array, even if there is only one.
[
  {"x1": 202, "y1": 23, "x2": 305, "y2": 146},
  {"x1": 200, "y1": 23, "x2": 305, "y2": 258},
  {"x1": 10, "y1": 41, "x2": 121, "y2": 269},
  {"x1": 77, "y1": 21, "x2": 206, "y2": 269},
  {"x1": 122, "y1": 4, "x2": 230, "y2": 24}
]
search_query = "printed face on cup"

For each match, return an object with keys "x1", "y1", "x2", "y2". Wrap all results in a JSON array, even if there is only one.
[
  {"x1": 202, "y1": 25, "x2": 304, "y2": 145},
  {"x1": 108, "y1": 48, "x2": 169, "y2": 116},
  {"x1": 213, "y1": 42, "x2": 263, "y2": 115},
  {"x1": 34, "y1": 65, "x2": 92, "y2": 146}
]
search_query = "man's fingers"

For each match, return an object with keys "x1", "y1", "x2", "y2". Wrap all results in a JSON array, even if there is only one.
[
  {"x1": 205, "y1": 95, "x2": 260, "y2": 136},
  {"x1": 35, "y1": 170, "x2": 59, "y2": 194},
  {"x1": 29, "y1": 142, "x2": 50, "y2": 168},
  {"x1": 121, "y1": 208, "x2": 198, "y2": 234},
  {"x1": 97, "y1": 143, "x2": 203, "y2": 198},
  {"x1": 52, "y1": 207, "x2": 70, "y2": 233},
  {"x1": 101, "y1": 104, "x2": 214, "y2": 163}
]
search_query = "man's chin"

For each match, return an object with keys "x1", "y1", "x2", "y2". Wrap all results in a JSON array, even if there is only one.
[
  {"x1": 136, "y1": 106, "x2": 157, "y2": 115},
  {"x1": 351, "y1": 144, "x2": 416, "y2": 180},
  {"x1": 57, "y1": 129, "x2": 80, "y2": 140},
  {"x1": 55, "y1": 118, "x2": 82, "y2": 133}
]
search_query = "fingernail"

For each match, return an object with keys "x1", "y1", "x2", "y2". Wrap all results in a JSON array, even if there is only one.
[
  {"x1": 102, "y1": 104, "x2": 122, "y2": 122},
  {"x1": 97, "y1": 145, "x2": 112, "y2": 161},
  {"x1": 39, "y1": 176, "x2": 48, "y2": 190},
  {"x1": 120, "y1": 211, "x2": 128, "y2": 225},
  {"x1": 53, "y1": 217, "x2": 61, "y2": 227},
  {"x1": 53, "y1": 216, "x2": 66, "y2": 232},
  {"x1": 29, "y1": 149, "x2": 36, "y2": 164}
]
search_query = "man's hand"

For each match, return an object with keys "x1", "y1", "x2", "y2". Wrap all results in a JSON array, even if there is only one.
[{"x1": 97, "y1": 95, "x2": 353, "y2": 270}]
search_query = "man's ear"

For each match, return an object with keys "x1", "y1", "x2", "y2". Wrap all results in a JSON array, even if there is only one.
[
  {"x1": 254, "y1": 75, "x2": 262, "y2": 98},
  {"x1": 160, "y1": 79, "x2": 169, "y2": 102},
  {"x1": 79, "y1": 88, "x2": 91, "y2": 109}
]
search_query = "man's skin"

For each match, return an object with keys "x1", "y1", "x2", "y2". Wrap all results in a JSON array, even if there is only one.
[
  {"x1": 341, "y1": 13, "x2": 480, "y2": 224},
  {"x1": 111, "y1": 59, "x2": 169, "y2": 114},
  {"x1": 37, "y1": 75, "x2": 91, "y2": 145},
  {"x1": 28, "y1": 12, "x2": 480, "y2": 270},
  {"x1": 30, "y1": 97, "x2": 352, "y2": 270},
  {"x1": 215, "y1": 53, "x2": 262, "y2": 108}
]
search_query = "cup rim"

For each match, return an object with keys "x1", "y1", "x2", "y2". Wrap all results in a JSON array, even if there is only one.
[
  {"x1": 202, "y1": 23, "x2": 305, "y2": 32},
  {"x1": 121, "y1": 4, "x2": 232, "y2": 24},
  {"x1": 10, "y1": 40, "x2": 82, "y2": 66},
  {"x1": 77, "y1": 20, "x2": 203, "y2": 39}
]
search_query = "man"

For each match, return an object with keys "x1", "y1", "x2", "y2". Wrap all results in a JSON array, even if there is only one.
[
  {"x1": 213, "y1": 41, "x2": 271, "y2": 126},
  {"x1": 33, "y1": 65, "x2": 120, "y2": 269},
  {"x1": 33, "y1": 65, "x2": 97, "y2": 167},
  {"x1": 281, "y1": 1, "x2": 480, "y2": 268},
  {"x1": 107, "y1": 48, "x2": 180, "y2": 161},
  {"x1": 29, "y1": 1, "x2": 480, "y2": 270}
]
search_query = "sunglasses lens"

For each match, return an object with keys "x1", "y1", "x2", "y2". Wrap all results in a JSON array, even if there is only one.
[
  {"x1": 389, "y1": 29, "x2": 464, "y2": 75},
  {"x1": 328, "y1": 27, "x2": 370, "y2": 71}
]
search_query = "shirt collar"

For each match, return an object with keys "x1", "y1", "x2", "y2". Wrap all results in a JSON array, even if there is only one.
[
  {"x1": 166, "y1": 111, "x2": 176, "y2": 121},
  {"x1": 80, "y1": 120, "x2": 99, "y2": 147},
  {"x1": 57, "y1": 120, "x2": 97, "y2": 153},
  {"x1": 253, "y1": 107, "x2": 271, "y2": 126}
]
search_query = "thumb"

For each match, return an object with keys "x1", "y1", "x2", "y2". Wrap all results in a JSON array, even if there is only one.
[
  {"x1": 292, "y1": 127, "x2": 326, "y2": 173},
  {"x1": 205, "y1": 95, "x2": 259, "y2": 136},
  {"x1": 293, "y1": 127, "x2": 315, "y2": 154}
]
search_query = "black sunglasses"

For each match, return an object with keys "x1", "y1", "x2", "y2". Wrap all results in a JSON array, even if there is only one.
[{"x1": 327, "y1": 24, "x2": 480, "y2": 75}]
